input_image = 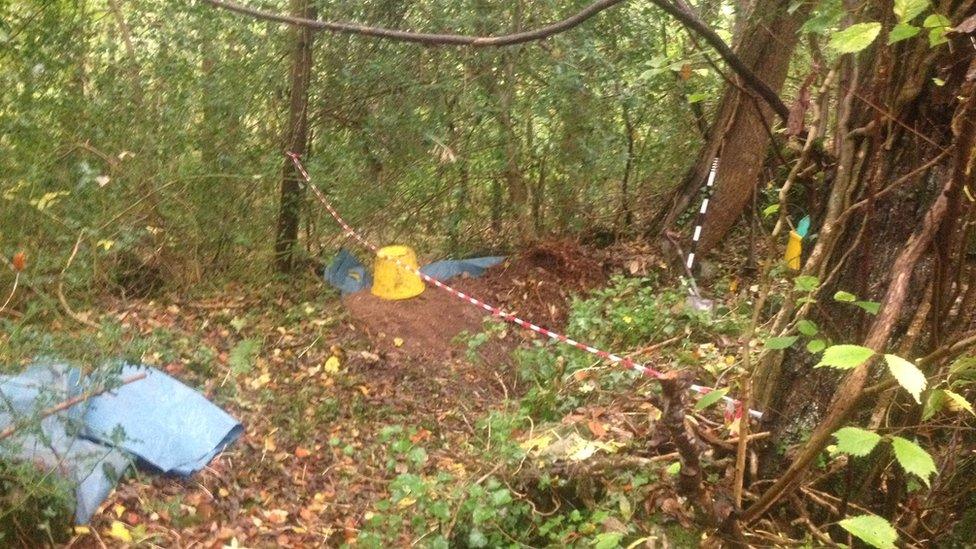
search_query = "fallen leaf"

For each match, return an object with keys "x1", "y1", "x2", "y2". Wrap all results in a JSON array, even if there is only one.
[
  {"x1": 393, "y1": 337, "x2": 404, "y2": 347},
  {"x1": 12, "y1": 252, "x2": 25, "y2": 272},
  {"x1": 108, "y1": 521, "x2": 132, "y2": 543},
  {"x1": 324, "y1": 355, "x2": 342, "y2": 374},
  {"x1": 587, "y1": 420, "x2": 607, "y2": 439},
  {"x1": 295, "y1": 446, "x2": 311, "y2": 458},
  {"x1": 266, "y1": 509, "x2": 288, "y2": 524}
]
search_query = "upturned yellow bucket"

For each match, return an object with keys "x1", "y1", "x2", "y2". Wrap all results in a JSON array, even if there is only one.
[
  {"x1": 372, "y1": 245, "x2": 426, "y2": 300},
  {"x1": 785, "y1": 230, "x2": 802, "y2": 270}
]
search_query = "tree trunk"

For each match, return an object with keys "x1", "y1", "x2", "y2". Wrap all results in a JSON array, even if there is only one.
[
  {"x1": 274, "y1": 0, "x2": 316, "y2": 273},
  {"x1": 653, "y1": 0, "x2": 807, "y2": 254}
]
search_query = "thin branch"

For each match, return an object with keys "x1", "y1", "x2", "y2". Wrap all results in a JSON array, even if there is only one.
[
  {"x1": 202, "y1": 0, "x2": 625, "y2": 47},
  {"x1": 646, "y1": 0, "x2": 790, "y2": 122},
  {"x1": 0, "y1": 373, "x2": 147, "y2": 441}
]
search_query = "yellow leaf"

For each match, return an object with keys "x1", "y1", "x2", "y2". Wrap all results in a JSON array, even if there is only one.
[
  {"x1": 397, "y1": 497, "x2": 416, "y2": 508},
  {"x1": 264, "y1": 436, "x2": 277, "y2": 452},
  {"x1": 97, "y1": 239, "x2": 115, "y2": 251},
  {"x1": 945, "y1": 390, "x2": 975, "y2": 415},
  {"x1": 324, "y1": 355, "x2": 341, "y2": 374},
  {"x1": 622, "y1": 316, "x2": 633, "y2": 324},
  {"x1": 108, "y1": 521, "x2": 132, "y2": 543},
  {"x1": 393, "y1": 337, "x2": 404, "y2": 347},
  {"x1": 113, "y1": 503, "x2": 126, "y2": 517},
  {"x1": 519, "y1": 434, "x2": 553, "y2": 452},
  {"x1": 74, "y1": 525, "x2": 91, "y2": 535}
]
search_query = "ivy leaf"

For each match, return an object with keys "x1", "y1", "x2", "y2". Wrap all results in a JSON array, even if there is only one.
[
  {"x1": 816, "y1": 344, "x2": 875, "y2": 369},
  {"x1": 884, "y1": 354, "x2": 927, "y2": 403},
  {"x1": 888, "y1": 22, "x2": 921, "y2": 43},
  {"x1": 839, "y1": 514, "x2": 898, "y2": 549},
  {"x1": 893, "y1": 0, "x2": 928, "y2": 23},
  {"x1": 797, "y1": 320, "x2": 819, "y2": 336},
  {"x1": 765, "y1": 336, "x2": 799, "y2": 350},
  {"x1": 834, "y1": 290, "x2": 857, "y2": 302},
  {"x1": 832, "y1": 426, "x2": 882, "y2": 457},
  {"x1": 694, "y1": 388, "x2": 729, "y2": 411},
  {"x1": 807, "y1": 339, "x2": 827, "y2": 353},
  {"x1": 943, "y1": 390, "x2": 975, "y2": 415},
  {"x1": 891, "y1": 436, "x2": 937, "y2": 487},
  {"x1": 829, "y1": 22, "x2": 882, "y2": 54}
]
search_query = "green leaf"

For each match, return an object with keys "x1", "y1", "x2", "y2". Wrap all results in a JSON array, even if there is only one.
[
  {"x1": 665, "y1": 461, "x2": 681, "y2": 475},
  {"x1": 694, "y1": 388, "x2": 729, "y2": 411},
  {"x1": 856, "y1": 301, "x2": 881, "y2": 314},
  {"x1": 762, "y1": 203, "x2": 780, "y2": 217},
  {"x1": 832, "y1": 426, "x2": 882, "y2": 457},
  {"x1": 229, "y1": 338, "x2": 261, "y2": 374},
  {"x1": 794, "y1": 275, "x2": 820, "y2": 292},
  {"x1": 797, "y1": 320, "x2": 819, "y2": 336},
  {"x1": 807, "y1": 339, "x2": 827, "y2": 353},
  {"x1": 922, "y1": 13, "x2": 950, "y2": 27},
  {"x1": 839, "y1": 514, "x2": 898, "y2": 549},
  {"x1": 884, "y1": 354, "x2": 927, "y2": 403},
  {"x1": 592, "y1": 532, "x2": 625, "y2": 549},
  {"x1": 765, "y1": 336, "x2": 799, "y2": 350},
  {"x1": 928, "y1": 26, "x2": 948, "y2": 46},
  {"x1": 891, "y1": 436, "x2": 937, "y2": 487},
  {"x1": 943, "y1": 389, "x2": 975, "y2": 415},
  {"x1": 893, "y1": 0, "x2": 928, "y2": 23},
  {"x1": 834, "y1": 290, "x2": 857, "y2": 302},
  {"x1": 816, "y1": 344, "x2": 875, "y2": 369},
  {"x1": 922, "y1": 389, "x2": 946, "y2": 421},
  {"x1": 829, "y1": 22, "x2": 882, "y2": 54},
  {"x1": 888, "y1": 23, "x2": 921, "y2": 43}
]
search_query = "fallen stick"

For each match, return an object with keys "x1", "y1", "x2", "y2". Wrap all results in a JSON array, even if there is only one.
[{"x1": 0, "y1": 372, "x2": 148, "y2": 441}]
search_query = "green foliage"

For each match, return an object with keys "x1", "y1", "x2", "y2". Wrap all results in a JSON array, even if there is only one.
[
  {"x1": 829, "y1": 22, "x2": 882, "y2": 54},
  {"x1": 832, "y1": 426, "x2": 882, "y2": 457},
  {"x1": 883, "y1": 354, "x2": 927, "y2": 403},
  {"x1": 839, "y1": 514, "x2": 898, "y2": 549},
  {"x1": 0, "y1": 461, "x2": 75, "y2": 546},
  {"x1": 815, "y1": 344, "x2": 875, "y2": 369},
  {"x1": 890, "y1": 436, "x2": 937, "y2": 487},
  {"x1": 228, "y1": 338, "x2": 261, "y2": 375},
  {"x1": 764, "y1": 336, "x2": 798, "y2": 350},
  {"x1": 694, "y1": 388, "x2": 728, "y2": 411}
]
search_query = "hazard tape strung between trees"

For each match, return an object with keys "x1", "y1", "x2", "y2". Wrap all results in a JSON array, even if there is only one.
[{"x1": 287, "y1": 152, "x2": 762, "y2": 420}]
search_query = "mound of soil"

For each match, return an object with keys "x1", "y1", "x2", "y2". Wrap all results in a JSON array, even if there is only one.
[
  {"x1": 343, "y1": 287, "x2": 485, "y2": 359},
  {"x1": 456, "y1": 239, "x2": 606, "y2": 328},
  {"x1": 342, "y1": 240, "x2": 607, "y2": 360}
]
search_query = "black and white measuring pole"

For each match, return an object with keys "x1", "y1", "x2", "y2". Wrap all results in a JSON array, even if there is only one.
[{"x1": 685, "y1": 157, "x2": 720, "y2": 273}]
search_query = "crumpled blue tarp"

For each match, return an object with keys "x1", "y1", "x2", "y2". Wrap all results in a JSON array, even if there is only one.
[
  {"x1": 325, "y1": 248, "x2": 505, "y2": 294},
  {"x1": 0, "y1": 362, "x2": 242, "y2": 524}
]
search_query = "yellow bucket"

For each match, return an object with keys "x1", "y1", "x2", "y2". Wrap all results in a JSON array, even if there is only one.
[
  {"x1": 785, "y1": 230, "x2": 802, "y2": 270},
  {"x1": 372, "y1": 245, "x2": 426, "y2": 300}
]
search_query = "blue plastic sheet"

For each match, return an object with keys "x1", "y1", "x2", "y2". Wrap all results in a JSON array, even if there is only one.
[
  {"x1": 0, "y1": 362, "x2": 242, "y2": 524},
  {"x1": 324, "y1": 248, "x2": 505, "y2": 294}
]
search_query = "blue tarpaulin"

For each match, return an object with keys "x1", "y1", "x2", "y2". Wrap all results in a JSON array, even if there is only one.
[
  {"x1": 0, "y1": 362, "x2": 242, "y2": 523},
  {"x1": 325, "y1": 248, "x2": 505, "y2": 294}
]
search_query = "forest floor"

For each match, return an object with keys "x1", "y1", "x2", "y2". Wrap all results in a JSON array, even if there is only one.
[{"x1": 55, "y1": 241, "x2": 710, "y2": 548}]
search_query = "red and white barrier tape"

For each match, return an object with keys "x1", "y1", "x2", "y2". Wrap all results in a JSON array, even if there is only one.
[{"x1": 287, "y1": 152, "x2": 761, "y2": 420}]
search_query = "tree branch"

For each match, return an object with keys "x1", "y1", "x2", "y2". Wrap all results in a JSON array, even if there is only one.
[
  {"x1": 0, "y1": 373, "x2": 148, "y2": 441},
  {"x1": 202, "y1": 0, "x2": 625, "y2": 47},
  {"x1": 203, "y1": 0, "x2": 789, "y2": 121},
  {"x1": 646, "y1": 0, "x2": 790, "y2": 122}
]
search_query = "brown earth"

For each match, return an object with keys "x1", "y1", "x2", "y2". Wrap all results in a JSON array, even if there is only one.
[{"x1": 341, "y1": 239, "x2": 609, "y2": 361}]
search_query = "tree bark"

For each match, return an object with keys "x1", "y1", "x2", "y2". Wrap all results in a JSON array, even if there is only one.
[
  {"x1": 654, "y1": 0, "x2": 807, "y2": 254},
  {"x1": 274, "y1": 0, "x2": 316, "y2": 273}
]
